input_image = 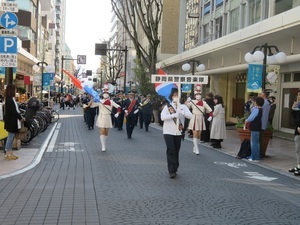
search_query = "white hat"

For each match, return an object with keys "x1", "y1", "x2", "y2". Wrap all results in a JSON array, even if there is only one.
[{"x1": 102, "y1": 83, "x2": 109, "y2": 93}]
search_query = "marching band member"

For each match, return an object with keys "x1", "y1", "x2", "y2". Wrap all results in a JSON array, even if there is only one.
[
  {"x1": 124, "y1": 92, "x2": 140, "y2": 139},
  {"x1": 186, "y1": 85, "x2": 213, "y2": 155},
  {"x1": 91, "y1": 84, "x2": 121, "y2": 151},
  {"x1": 161, "y1": 88, "x2": 192, "y2": 178}
]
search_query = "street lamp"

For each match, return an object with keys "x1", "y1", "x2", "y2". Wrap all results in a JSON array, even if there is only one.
[
  {"x1": 182, "y1": 59, "x2": 206, "y2": 94},
  {"x1": 244, "y1": 43, "x2": 287, "y2": 89}
]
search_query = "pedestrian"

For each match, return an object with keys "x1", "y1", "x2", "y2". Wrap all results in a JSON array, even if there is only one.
[
  {"x1": 259, "y1": 90, "x2": 271, "y2": 157},
  {"x1": 200, "y1": 92, "x2": 214, "y2": 143},
  {"x1": 268, "y1": 96, "x2": 276, "y2": 127},
  {"x1": 60, "y1": 94, "x2": 65, "y2": 110},
  {"x1": 152, "y1": 97, "x2": 160, "y2": 124},
  {"x1": 244, "y1": 96, "x2": 264, "y2": 161},
  {"x1": 92, "y1": 85, "x2": 121, "y2": 151},
  {"x1": 210, "y1": 95, "x2": 226, "y2": 149},
  {"x1": 289, "y1": 90, "x2": 300, "y2": 176},
  {"x1": 124, "y1": 92, "x2": 140, "y2": 139},
  {"x1": 186, "y1": 88, "x2": 213, "y2": 155},
  {"x1": 3, "y1": 84, "x2": 24, "y2": 160},
  {"x1": 161, "y1": 88, "x2": 192, "y2": 178},
  {"x1": 142, "y1": 94, "x2": 153, "y2": 131},
  {"x1": 138, "y1": 95, "x2": 145, "y2": 129}
]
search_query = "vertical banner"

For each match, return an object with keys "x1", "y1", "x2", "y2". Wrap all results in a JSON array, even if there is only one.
[
  {"x1": 42, "y1": 73, "x2": 55, "y2": 91},
  {"x1": 247, "y1": 64, "x2": 263, "y2": 93},
  {"x1": 181, "y1": 84, "x2": 192, "y2": 93}
]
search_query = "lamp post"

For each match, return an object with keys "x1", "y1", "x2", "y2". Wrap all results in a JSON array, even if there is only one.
[
  {"x1": 244, "y1": 43, "x2": 287, "y2": 90},
  {"x1": 182, "y1": 59, "x2": 206, "y2": 95},
  {"x1": 33, "y1": 61, "x2": 48, "y2": 101}
]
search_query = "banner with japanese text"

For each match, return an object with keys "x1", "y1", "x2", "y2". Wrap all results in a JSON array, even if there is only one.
[{"x1": 247, "y1": 64, "x2": 263, "y2": 93}]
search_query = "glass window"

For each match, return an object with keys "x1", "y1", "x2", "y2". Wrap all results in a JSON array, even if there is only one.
[
  {"x1": 230, "y1": 8, "x2": 239, "y2": 33},
  {"x1": 17, "y1": 25, "x2": 33, "y2": 41},
  {"x1": 204, "y1": 2, "x2": 211, "y2": 15},
  {"x1": 216, "y1": 0, "x2": 223, "y2": 8},
  {"x1": 293, "y1": 72, "x2": 300, "y2": 82},
  {"x1": 249, "y1": 0, "x2": 261, "y2": 25},
  {"x1": 203, "y1": 23, "x2": 210, "y2": 43},
  {"x1": 215, "y1": 17, "x2": 223, "y2": 39},
  {"x1": 275, "y1": 0, "x2": 293, "y2": 15},
  {"x1": 283, "y1": 73, "x2": 291, "y2": 82}
]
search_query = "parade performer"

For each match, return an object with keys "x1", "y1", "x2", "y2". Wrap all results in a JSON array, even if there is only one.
[
  {"x1": 141, "y1": 94, "x2": 153, "y2": 132},
  {"x1": 124, "y1": 92, "x2": 140, "y2": 139},
  {"x1": 91, "y1": 84, "x2": 121, "y2": 151},
  {"x1": 161, "y1": 88, "x2": 192, "y2": 178},
  {"x1": 186, "y1": 85, "x2": 213, "y2": 155}
]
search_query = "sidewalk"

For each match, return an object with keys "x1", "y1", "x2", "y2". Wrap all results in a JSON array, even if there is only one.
[{"x1": 0, "y1": 109, "x2": 298, "y2": 179}]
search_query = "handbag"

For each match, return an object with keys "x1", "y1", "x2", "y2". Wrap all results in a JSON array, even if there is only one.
[{"x1": 15, "y1": 121, "x2": 27, "y2": 140}]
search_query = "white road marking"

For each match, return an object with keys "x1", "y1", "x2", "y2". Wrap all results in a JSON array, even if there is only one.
[
  {"x1": 244, "y1": 171, "x2": 278, "y2": 181},
  {"x1": 46, "y1": 129, "x2": 59, "y2": 152}
]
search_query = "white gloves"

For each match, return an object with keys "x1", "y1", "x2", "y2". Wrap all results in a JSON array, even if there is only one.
[
  {"x1": 114, "y1": 113, "x2": 119, "y2": 118},
  {"x1": 187, "y1": 97, "x2": 192, "y2": 102},
  {"x1": 207, "y1": 116, "x2": 212, "y2": 122},
  {"x1": 134, "y1": 109, "x2": 139, "y2": 114},
  {"x1": 125, "y1": 110, "x2": 128, "y2": 114},
  {"x1": 171, "y1": 113, "x2": 179, "y2": 119}
]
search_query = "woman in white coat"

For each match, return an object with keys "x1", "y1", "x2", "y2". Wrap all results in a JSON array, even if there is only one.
[
  {"x1": 186, "y1": 89, "x2": 213, "y2": 155},
  {"x1": 210, "y1": 95, "x2": 226, "y2": 148},
  {"x1": 91, "y1": 85, "x2": 121, "y2": 151}
]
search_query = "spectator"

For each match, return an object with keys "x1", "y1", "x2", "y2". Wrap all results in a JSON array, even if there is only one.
[
  {"x1": 210, "y1": 95, "x2": 226, "y2": 149},
  {"x1": 289, "y1": 89, "x2": 300, "y2": 176},
  {"x1": 3, "y1": 84, "x2": 24, "y2": 160},
  {"x1": 245, "y1": 96, "x2": 264, "y2": 161}
]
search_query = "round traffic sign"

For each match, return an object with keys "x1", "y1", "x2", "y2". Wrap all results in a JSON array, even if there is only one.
[{"x1": 0, "y1": 12, "x2": 18, "y2": 29}]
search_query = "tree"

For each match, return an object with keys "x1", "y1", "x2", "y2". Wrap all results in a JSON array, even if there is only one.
[{"x1": 110, "y1": 0, "x2": 163, "y2": 94}]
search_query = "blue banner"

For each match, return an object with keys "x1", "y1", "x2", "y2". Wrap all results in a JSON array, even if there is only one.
[
  {"x1": 181, "y1": 84, "x2": 192, "y2": 93},
  {"x1": 247, "y1": 64, "x2": 263, "y2": 93},
  {"x1": 42, "y1": 73, "x2": 55, "y2": 91}
]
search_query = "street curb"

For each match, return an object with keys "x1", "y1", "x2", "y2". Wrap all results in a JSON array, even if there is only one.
[{"x1": 0, "y1": 122, "x2": 58, "y2": 180}]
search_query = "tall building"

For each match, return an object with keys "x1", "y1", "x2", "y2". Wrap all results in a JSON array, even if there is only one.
[
  {"x1": 0, "y1": 0, "x2": 66, "y2": 97},
  {"x1": 157, "y1": 0, "x2": 300, "y2": 134}
]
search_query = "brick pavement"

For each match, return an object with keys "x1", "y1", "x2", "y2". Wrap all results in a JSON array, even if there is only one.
[{"x1": 0, "y1": 107, "x2": 299, "y2": 225}]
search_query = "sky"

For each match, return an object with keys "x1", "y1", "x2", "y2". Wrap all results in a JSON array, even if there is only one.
[{"x1": 65, "y1": 0, "x2": 112, "y2": 74}]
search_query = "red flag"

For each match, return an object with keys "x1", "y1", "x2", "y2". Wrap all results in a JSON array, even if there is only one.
[{"x1": 62, "y1": 69, "x2": 82, "y2": 89}]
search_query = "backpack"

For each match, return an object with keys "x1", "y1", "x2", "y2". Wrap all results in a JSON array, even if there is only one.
[{"x1": 236, "y1": 139, "x2": 251, "y2": 159}]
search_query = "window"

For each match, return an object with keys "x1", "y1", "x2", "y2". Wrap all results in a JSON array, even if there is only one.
[
  {"x1": 283, "y1": 73, "x2": 291, "y2": 82},
  {"x1": 204, "y1": 2, "x2": 211, "y2": 15},
  {"x1": 215, "y1": 17, "x2": 223, "y2": 39},
  {"x1": 275, "y1": 0, "x2": 293, "y2": 15},
  {"x1": 249, "y1": 0, "x2": 261, "y2": 25},
  {"x1": 293, "y1": 73, "x2": 300, "y2": 82},
  {"x1": 203, "y1": 23, "x2": 210, "y2": 43},
  {"x1": 230, "y1": 8, "x2": 239, "y2": 33},
  {"x1": 216, "y1": 0, "x2": 223, "y2": 8}
]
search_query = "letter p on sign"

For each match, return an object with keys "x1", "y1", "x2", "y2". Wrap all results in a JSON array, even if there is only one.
[{"x1": 0, "y1": 37, "x2": 18, "y2": 54}]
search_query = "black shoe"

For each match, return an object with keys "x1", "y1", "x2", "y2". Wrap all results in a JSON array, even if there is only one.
[
  {"x1": 213, "y1": 145, "x2": 222, "y2": 149},
  {"x1": 118, "y1": 128, "x2": 123, "y2": 131},
  {"x1": 289, "y1": 167, "x2": 300, "y2": 173},
  {"x1": 294, "y1": 170, "x2": 300, "y2": 176},
  {"x1": 169, "y1": 173, "x2": 176, "y2": 179}
]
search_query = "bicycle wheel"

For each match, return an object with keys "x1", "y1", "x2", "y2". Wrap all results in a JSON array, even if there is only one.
[
  {"x1": 51, "y1": 111, "x2": 59, "y2": 123},
  {"x1": 21, "y1": 126, "x2": 34, "y2": 144}
]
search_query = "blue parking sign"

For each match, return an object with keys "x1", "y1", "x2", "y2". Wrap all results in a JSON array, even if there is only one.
[{"x1": 0, "y1": 36, "x2": 17, "y2": 53}]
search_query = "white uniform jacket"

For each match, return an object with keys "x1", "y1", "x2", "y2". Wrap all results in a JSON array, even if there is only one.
[{"x1": 161, "y1": 103, "x2": 192, "y2": 136}]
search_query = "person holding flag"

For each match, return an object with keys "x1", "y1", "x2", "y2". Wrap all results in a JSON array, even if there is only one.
[
  {"x1": 186, "y1": 85, "x2": 213, "y2": 155},
  {"x1": 161, "y1": 88, "x2": 192, "y2": 179},
  {"x1": 89, "y1": 84, "x2": 121, "y2": 151}
]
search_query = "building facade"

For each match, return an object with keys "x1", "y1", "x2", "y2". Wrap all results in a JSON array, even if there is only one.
[{"x1": 157, "y1": 0, "x2": 300, "y2": 133}]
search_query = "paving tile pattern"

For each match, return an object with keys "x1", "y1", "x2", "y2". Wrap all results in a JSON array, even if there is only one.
[{"x1": 0, "y1": 108, "x2": 299, "y2": 225}]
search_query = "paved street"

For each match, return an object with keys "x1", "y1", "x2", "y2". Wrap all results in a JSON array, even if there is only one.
[{"x1": 0, "y1": 108, "x2": 300, "y2": 225}]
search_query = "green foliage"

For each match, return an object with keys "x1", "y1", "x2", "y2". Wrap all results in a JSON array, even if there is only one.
[
  {"x1": 133, "y1": 59, "x2": 154, "y2": 95},
  {"x1": 235, "y1": 116, "x2": 274, "y2": 131}
]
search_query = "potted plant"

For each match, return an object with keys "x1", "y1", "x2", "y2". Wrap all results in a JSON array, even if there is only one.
[{"x1": 235, "y1": 116, "x2": 273, "y2": 157}]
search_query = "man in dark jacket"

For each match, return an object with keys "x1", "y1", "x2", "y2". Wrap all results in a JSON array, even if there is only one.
[
  {"x1": 142, "y1": 94, "x2": 153, "y2": 132},
  {"x1": 124, "y1": 92, "x2": 139, "y2": 139}
]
